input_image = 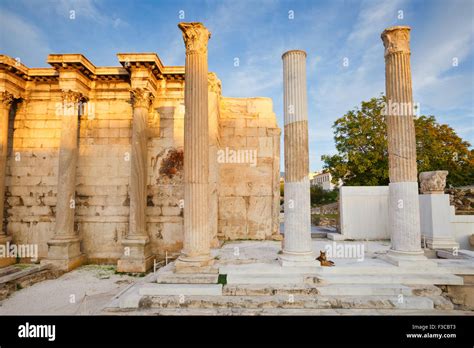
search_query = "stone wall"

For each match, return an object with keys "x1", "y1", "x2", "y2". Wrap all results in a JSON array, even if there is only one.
[
  {"x1": 338, "y1": 186, "x2": 390, "y2": 240},
  {"x1": 146, "y1": 79, "x2": 185, "y2": 258},
  {"x1": 6, "y1": 92, "x2": 61, "y2": 259},
  {"x1": 217, "y1": 97, "x2": 281, "y2": 241},
  {"x1": 1, "y1": 54, "x2": 281, "y2": 264},
  {"x1": 337, "y1": 185, "x2": 474, "y2": 249},
  {"x1": 76, "y1": 84, "x2": 133, "y2": 263}
]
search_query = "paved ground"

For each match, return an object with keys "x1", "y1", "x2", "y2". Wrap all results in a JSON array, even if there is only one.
[
  {"x1": 215, "y1": 238, "x2": 391, "y2": 264},
  {"x1": 1, "y1": 239, "x2": 472, "y2": 315},
  {"x1": 0, "y1": 265, "x2": 137, "y2": 315}
]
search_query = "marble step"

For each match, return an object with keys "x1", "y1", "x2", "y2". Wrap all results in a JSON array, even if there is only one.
[
  {"x1": 223, "y1": 283, "x2": 442, "y2": 296},
  {"x1": 220, "y1": 263, "x2": 319, "y2": 275},
  {"x1": 219, "y1": 261, "x2": 455, "y2": 277},
  {"x1": 133, "y1": 307, "x2": 468, "y2": 316},
  {"x1": 142, "y1": 294, "x2": 435, "y2": 310},
  {"x1": 226, "y1": 273, "x2": 307, "y2": 284},
  {"x1": 138, "y1": 283, "x2": 223, "y2": 296},
  {"x1": 156, "y1": 272, "x2": 218, "y2": 284},
  {"x1": 316, "y1": 265, "x2": 444, "y2": 275},
  {"x1": 0, "y1": 264, "x2": 51, "y2": 284},
  {"x1": 0, "y1": 265, "x2": 20, "y2": 277},
  {"x1": 313, "y1": 273, "x2": 463, "y2": 286},
  {"x1": 316, "y1": 284, "x2": 443, "y2": 296},
  {"x1": 223, "y1": 284, "x2": 319, "y2": 296}
]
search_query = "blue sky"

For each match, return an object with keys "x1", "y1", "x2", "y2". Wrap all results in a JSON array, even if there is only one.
[{"x1": 1, "y1": 0, "x2": 473, "y2": 171}]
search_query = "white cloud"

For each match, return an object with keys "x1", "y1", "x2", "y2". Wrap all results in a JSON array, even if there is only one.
[
  {"x1": 411, "y1": 1, "x2": 474, "y2": 120},
  {"x1": 0, "y1": 9, "x2": 51, "y2": 67}
]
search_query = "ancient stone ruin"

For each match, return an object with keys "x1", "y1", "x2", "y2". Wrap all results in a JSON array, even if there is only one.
[
  {"x1": 0, "y1": 22, "x2": 281, "y2": 271},
  {"x1": 0, "y1": 19, "x2": 473, "y2": 321}
]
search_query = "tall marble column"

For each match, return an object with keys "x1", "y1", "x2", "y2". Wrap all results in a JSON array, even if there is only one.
[
  {"x1": 208, "y1": 73, "x2": 221, "y2": 248},
  {"x1": 381, "y1": 26, "x2": 425, "y2": 264},
  {"x1": 280, "y1": 50, "x2": 315, "y2": 266},
  {"x1": 175, "y1": 22, "x2": 213, "y2": 272},
  {"x1": 0, "y1": 92, "x2": 15, "y2": 267},
  {"x1": 44, "y1": 90, "x2": 85, "y2": 271},
  {"x1": 117, "y1": 88, "x2": 154, "y2": 273}
]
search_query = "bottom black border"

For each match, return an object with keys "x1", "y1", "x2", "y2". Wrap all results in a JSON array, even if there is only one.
[{"x1": 0, "y1": 315, "x2": 472, "y2": 346}]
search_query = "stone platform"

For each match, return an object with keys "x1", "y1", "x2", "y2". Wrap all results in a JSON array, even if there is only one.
[{"x1": 105, "y1": 240, "x2": 474, "y2": 315}]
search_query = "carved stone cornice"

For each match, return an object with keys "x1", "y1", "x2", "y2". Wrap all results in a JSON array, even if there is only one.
[
  {"x1": 208, "y1": 72, "x2": 221, "y2": 94},
  {"x1": 130, "y1": 88, "x2": 154, "y2": 109},
  {"x1": 0, "y1": 91, "x2": 15, "y2": 107},
  {"x1": 381, "y1": 26, "x2": 411, "y2": 57},
  {"x1": 178, "y1": 22, "x2": 211, "y2": 55}
]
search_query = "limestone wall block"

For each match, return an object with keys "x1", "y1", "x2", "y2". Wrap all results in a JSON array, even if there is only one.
[
  {"x1": 161, "y1": 206, "x2": 182, "y2": 216},
  {"x1": 258, "y1": 137, "x2": 273, "y2": 158},
  {"x1": 218, "y1": 224, "x2": 247, "y2": 240},
  {"x1": 218, "y1": 196, "x2": 247, "y2": 222}
]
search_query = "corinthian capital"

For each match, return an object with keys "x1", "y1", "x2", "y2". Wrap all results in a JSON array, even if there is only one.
[
  {"x1": 178, "y1": 22, "x2": 211, "y2": 55},
  {"x1": 130, "y1": 88, "x2": 154, "y2": 109},
  {"x1": 208, "y1": 72, "x2": 221, "y2": 94},
  {"x1": 61, "y1": 90, "x2": 83, "y2": 103},
  {"x1": 1, "y1": 91, "x2": 15, "y2": 107},
  {"x1": 381, "y1": 26, "x2": 411, "y2": 57}
]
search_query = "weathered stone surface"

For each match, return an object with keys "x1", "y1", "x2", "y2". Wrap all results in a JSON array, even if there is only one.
[
  {"x1": 142, "y1": 294, "x2": 434, "y2": 310},
  {"x1": 0, "y1": 22, "x2": 281, "y2": 272},
  {"x1": 419, "y1": 171, "x2": 448, "y2": 194},
  {"x1": 217, "y1": 97, "x2": 280, "y2": 241},
  {"x1": 442, "y1": 275, "x2": 474, "y2": 310}
]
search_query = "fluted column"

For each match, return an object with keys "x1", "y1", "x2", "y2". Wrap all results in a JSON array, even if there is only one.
[
  {"x1": 0, "y1": 92, "x2": 14, "y2": 243},
  {"x1": 117, "y1": 88, "x2": 154, "y2": 273},
  {"x1": 55, "y1": 90, "x2": 82, "y2": 238},
  {"x1": 208, "y1": 73, "x2": 221, "y2": 248},
  {"x1": 280, "y1": 50, "x2": 315, "y2": 266},
  {"x1": 44, "y1": 90, "x2": 85, "y2": 271},
  {"x1": 175, "y1": 22, "x2": 213, "y2": 272},
  {"x1": 381, "y1": 26, "x2": 425, "y2": 264}
]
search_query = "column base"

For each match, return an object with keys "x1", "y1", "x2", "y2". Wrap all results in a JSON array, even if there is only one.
[
  {"x1": 425, "y1": 237, "x2": 460, "y2": 251},
  {"x1": 420, "y1": 194, "x2": 459, "y2": 250},
  {"x1": 175, "y1": 254, "x2": 216, "y2": 274},
  {"x1": 117, "y1": 237, "x2": 154, "y2": 273},
  {"x1": 0, "y1": 235, "x2": 16, "y2": 268},
  {"x1": 41, "y1": 237, "x2": 85, "y2": 271},
  {"x1": 279, "y1": 250, "x2": 319, "y2": 267},
  {"x1": 378, "y1": 249, "x2": 437, "y2": 268}
]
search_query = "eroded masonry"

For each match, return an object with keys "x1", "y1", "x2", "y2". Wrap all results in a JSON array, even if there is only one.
[{"x1": 0, "y1": 23, "x2": 281, "y2": 271}]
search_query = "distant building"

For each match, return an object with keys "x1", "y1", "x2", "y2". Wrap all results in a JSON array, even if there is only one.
[
  {"x1": 310, "y1": 171, "x2": 338, "y2": 191},
  {"x1": 281, "y1": 171, "x2": 339, "y2": 191}
]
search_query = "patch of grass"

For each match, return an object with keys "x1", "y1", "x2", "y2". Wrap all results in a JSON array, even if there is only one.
[
  {"x1": 81, "y1": 264, "x2": 116, "y2": 272},
  {"x1": 114, "y1": 271, "x2": 147, "y2": 277},
  {"x1": 14, "y1": 264, "x2": 33, "y2": 269},
  {"x1": 218, "y1": 274, "x2": 227, "y2": 285}
]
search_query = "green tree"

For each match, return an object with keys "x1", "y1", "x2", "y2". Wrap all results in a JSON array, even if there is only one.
[
  {"x1": 310, "y1": 185, "x2": 339, "y2": 206},
  {"x1": 322, "y1": 96, "x2": 474, "y2": 187}
]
